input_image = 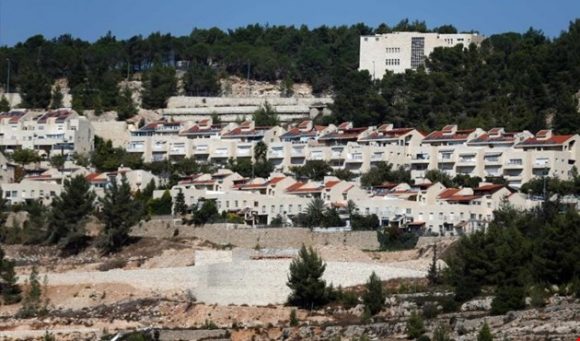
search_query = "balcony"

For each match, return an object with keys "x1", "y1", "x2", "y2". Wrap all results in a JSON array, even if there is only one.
[
  {"x1": 371, "y1": 153, "x2": 384, "y2": 161},
  {"x1": 331, "y1": 149, "x2": 345, "y2": 160},
  {"x1": 291, "y1": 148, "x2": 305, "y2": 157},
  {"x1": 346, "y1": 153, "x2": 363, "y2": 163},
  {"x1": 236, "y1": 147, "x2": 252, "y2": 157},
  {"x1": 211, "y1": 149, "x2": 229, "y2": 158},
  {"x1": 194, "y1": 146, "x2": 209, "y2": 154},
  {"x1": 309, "y1": 152, "x2": 324, "y2": 160},
  {"x1": 268, "y1": 149, "x2": 284, "y2": 159},
  {"x1": 152, "y1": 144, "x2": 166, "y2": 152},
  {"x1": 127, "y1": 144, "x2": 145, "y2": 152},
  {"x1": 532, "y1": 160, "x2": 550, "y2": 169},
  {"x1": 169, "y1": 147, "x2": 186, "y2": 155},
  {"x1": 504, "y1": 160, "x2": 523, "y2": 169}
]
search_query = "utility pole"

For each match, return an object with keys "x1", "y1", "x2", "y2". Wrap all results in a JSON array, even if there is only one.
[{"x1": 5, "y1": 58, "x2": 9, "y2": 94}]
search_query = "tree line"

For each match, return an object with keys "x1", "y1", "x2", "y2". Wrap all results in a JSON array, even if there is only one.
[
  {"x1": 330, "y1": 20, "x2": 580, "y2": 133},
  {"x1": 3, "y1": 20, "x2": 579, "y2": 133}
]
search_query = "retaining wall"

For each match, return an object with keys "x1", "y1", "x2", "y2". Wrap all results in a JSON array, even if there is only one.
[{"x1": 132, "y1": 219, "x2": 380, "y2": 250}]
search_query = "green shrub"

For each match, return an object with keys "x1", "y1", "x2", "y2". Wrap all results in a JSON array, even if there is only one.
[
  {"x1": 289, "y1": 309, "x2": 298, "y2": 326},
  {"x1": 406, "y1": 311, "x2": 425, "y2": 339},
  {"x1": 422, "y1": 302, "x2": 439, "y2": 319},
  {"x1": 491, "y1": 285, "x2": 525, "y2": 315}
]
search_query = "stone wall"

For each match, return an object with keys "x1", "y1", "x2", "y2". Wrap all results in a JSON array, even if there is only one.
[{"x1": 132, "y1": 219, "x2": 380, "y2": 250}]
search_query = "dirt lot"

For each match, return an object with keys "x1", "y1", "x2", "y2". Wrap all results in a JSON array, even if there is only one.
[{"x1": 0, "y1": 235, "x2": 443, "y2": 340}]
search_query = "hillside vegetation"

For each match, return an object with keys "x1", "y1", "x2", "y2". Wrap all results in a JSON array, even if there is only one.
[{"x1": 0, "y1": 19, "x2": 579, "y2": 132}]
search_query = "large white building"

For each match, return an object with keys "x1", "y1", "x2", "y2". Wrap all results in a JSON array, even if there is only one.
[
  {"x1": 359, "y1": 32, "x2": 484, "y2": 79},
  {"x1": 0, "y1": 109, "x2": 94, "y2": 158}
]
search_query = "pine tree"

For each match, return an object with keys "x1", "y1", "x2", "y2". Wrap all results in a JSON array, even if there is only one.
[
  {"x1": 98, "y1": 176, "x2": 142, "y2": 253},
  {"x1": 116, "y1": 86, "x2": 138, "y2": 121},
  {"x1": 18, "y1": 265, "x2": 45, "y2": 317},
  {"x1": 0, "y1": 96, "x2": 10, "y2": 112},
  {"x1": 46, "y1": 175, "x2": 95, "y2": 252},
  {"x1": 0, "y1": 246, "x2": 21, "y2": 304},
  {"x1": 427, "y1": 244, "x2": 440, "y2": 285},
  {"x1": 362, "y1": 271, "x2": 386, "y2": 315},
  {"x1": 19, "y1": 68, "x2": 52, "y2": 109},
  {"x1": 477, "y1": 322, "x2": 494, "y2": 341},
  {"x1": 50, "y1": 85, "x2": 64, "y2": 109},
  {"x1": 141, "y1": 63, "x2": 176, "y2": 109},
  {"x1": 173, "y1": 190, "x2": 187, "y2": 216},
  {"x1": 287, "y1": 245, "x2": 329, "y2": 308},
  {"x1": 406, "y1": 311, "x2": 425, "y2": 339}
]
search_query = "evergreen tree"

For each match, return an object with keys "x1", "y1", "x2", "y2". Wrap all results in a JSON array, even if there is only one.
[
  {"x1": 0, "y1": 246, "x2": 21, "y2": 304},
  {"x1": 189, "y1": 200, "x2": 219, "y2": 226},
  {"x1": 173, "y1": 190, "x2": 187, "y2": 216},
  {"x1": 287, "y1": 245, "x2": 329, "y2": 308},
  {"x1": 148, "y1": 190, "x2": 173, "y2": 216},
  {"x1": 183, "y1": 64, "x2": 220, "y2": 96},
  {"x1": 116, "y1": 86, "x2": 138, "y2": 121},
  {"x1": 290, "y1": 160, "x2": 332, "y2": 181},
  {"x1": 50, "y1": 85, "x2": 64, "y2": 109},
  {"x1": 477, "y1": 322, "x2": 494, "y2": 341},
  {"x1": 19, "y1": 68, "x2": 52, "y2": 109},
  {"x1": 252, "y1": 102, "x2": 279, "y2": 126},
  {"x1": 0, "y1": 96, "x2": 10, "y2": 112},
  {"x1": 362, "y1": 271, "x2": 386, "y2": 315},
  {"x1": 46, "y1": 175, "x2": 95, "y2": 252},
  {"x1": 406, "y1": 311, "x2": 426, "y2": 339},
  {"x1": 18, "y1": 265, "x2": 45, "y2": 317},
  {"x1": 427, "y1": 244, "x2": 441, "y2": 285},
  {"x1": 98, "y1": 176, "x2": 142, "y2": 253},
  {"x1": 141, "y1": 63, "x2": 176, "y2": 109},
  {"x1": 490, "y1": 285, "x2": 525, "y2": 315}
]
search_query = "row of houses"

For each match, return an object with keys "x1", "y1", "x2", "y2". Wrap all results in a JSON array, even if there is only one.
[
  {"x1": 124, "y1": 118, "x2": 579, "y2": 189},
  {"x1": 0, "y1": 163, "x2": 159, "y2": 206},
  {"x1": 0, "y1": 109, "x2": 577, "y2": 190},
  {"x1": 155, "y1": 169, "x2": 537, "y2": 236}
]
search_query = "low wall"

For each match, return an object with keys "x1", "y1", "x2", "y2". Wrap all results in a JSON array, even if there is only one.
[
  {"x1": 132, "y1": 219, "x2": 380, "y2": 250},
  {"x1": 415, "y1": 236, "x2": 459, "y2": 248}
]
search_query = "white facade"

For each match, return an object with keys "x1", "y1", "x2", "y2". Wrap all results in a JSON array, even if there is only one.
[
  {"x1": 0, "y1": 110, "x2": 94, "y2": 158},
  {"x1": 359, "y1": 32, "x2": 484, "y2": 79}
]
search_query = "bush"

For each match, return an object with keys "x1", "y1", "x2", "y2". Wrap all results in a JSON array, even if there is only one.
[
  {"x1": 362, "y1": 272, "x2": 386, "y2": 315},
  {"x1": 289, "y1": 309, "x2": 298, "y2": 326},
  {"x1": 528, "y1": 285, "x2": 547, "y2": 308},
  {"x1": 432, "y1": 322, "x2": 451, "y2": 341},
  {"x1": 491, "y1": 285, "x2": 525, "y2": 315},
  {"x1": 287, "y1": 245, "x2": 330, "y2": 308},
  {"x1": 477, "y1": 322, "x2": 493, "y2": 341},
  {"x1": 422, "y1": 302, "x2": 439, "y2": 319},
  {"x1": 406, "y1": 311, "x2": 425, "y2": 339},
  {"x1": 340, "y1": 290, "x2": 359, "y2": 309},
  {"x1": 377, "y1": 226, "x2": 418, "y2": 251}
]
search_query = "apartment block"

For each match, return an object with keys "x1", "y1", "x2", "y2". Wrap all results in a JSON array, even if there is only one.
[
  {"x1": 359, "y1": 31, "x2": 484, "y2": 79},
  {"x1": 0, "y1": 109, "x2": 94, "y2": 157}
]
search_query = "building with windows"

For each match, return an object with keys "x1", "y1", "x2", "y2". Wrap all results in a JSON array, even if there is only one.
[
  {"x1": 359, "y1": 32, "x2": 484, "y2": 79},
  {"x1": 0, "y1": 109, "x2": 94, "y2": 158}
]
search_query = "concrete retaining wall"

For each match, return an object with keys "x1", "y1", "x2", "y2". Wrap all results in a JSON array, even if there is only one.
[{"x1": 132, "y1": 219, "x2": 380, "y2": 250}]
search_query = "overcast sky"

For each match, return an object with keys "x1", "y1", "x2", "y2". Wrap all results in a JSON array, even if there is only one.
[{"x1": 0, "y1": 0, "x2": 578, "y2": 45}]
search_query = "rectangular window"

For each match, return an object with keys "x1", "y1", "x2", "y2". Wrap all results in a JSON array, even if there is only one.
[{"x1": 411, "y1": 37, "x2": 425, "y2": 68}]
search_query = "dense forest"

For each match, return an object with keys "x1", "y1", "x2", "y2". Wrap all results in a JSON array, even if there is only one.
[{"x1": 0, "y1": 19, "x2": 579, "y2": 132}]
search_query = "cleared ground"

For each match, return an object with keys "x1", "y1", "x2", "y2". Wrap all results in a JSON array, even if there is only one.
[{"x1": 43, "y1": 250, "x2": 425, "y2": 306}]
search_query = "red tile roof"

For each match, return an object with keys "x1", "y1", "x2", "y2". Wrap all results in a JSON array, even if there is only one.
[
  {"x1": 423, "y1": 129, "x2": 476, "y2": 142},
  {"x1": 438, "y1": 188, "x2": 461, "y2": 199},
  {"x1": 516, "y1": 135, "x2": 574, "y2": 147}
]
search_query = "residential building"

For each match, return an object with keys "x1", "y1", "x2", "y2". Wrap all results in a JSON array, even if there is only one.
[
  {"x1": 359, "y1": 31, "x2": 485, "y2": 79},
  {"x1": 0, "y1": 109, "x2": 94, "y2": 157}
]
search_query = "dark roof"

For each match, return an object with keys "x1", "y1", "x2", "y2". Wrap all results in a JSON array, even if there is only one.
[
  {"x1": 515, "y1": 135, "x2": 574, "y2": 147},
  {"x1": 423, "y1": 129, "x2": 476, "y2": 142},
  {"x1": 36, "y1": 110, "x2": 72, "y2": 123}
]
